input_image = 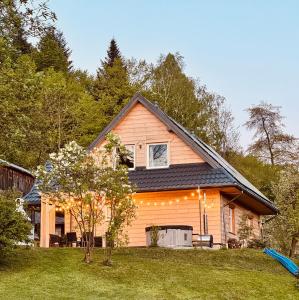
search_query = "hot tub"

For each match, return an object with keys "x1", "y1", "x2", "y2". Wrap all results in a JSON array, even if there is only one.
[{"x1": 145, "y1": 225, "x2": 193, "y2": 248}]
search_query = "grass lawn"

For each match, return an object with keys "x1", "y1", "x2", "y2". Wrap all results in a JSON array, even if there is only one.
[{"x1": 0, "y1": 248, "x2": 298, "y2": 299}]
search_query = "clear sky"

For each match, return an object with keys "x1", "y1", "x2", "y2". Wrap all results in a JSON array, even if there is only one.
[{"x1": 48, "y1": 0, "x2": 299, "y2": 149}]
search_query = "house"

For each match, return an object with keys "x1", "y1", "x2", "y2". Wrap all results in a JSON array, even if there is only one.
[{"x1": 28, "y1": 94, "x2": 277, "y2": 248}]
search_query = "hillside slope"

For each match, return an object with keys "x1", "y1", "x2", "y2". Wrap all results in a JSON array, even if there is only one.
[{"x1": 0, "y1": 248, "x2": 298, "y2": 299}]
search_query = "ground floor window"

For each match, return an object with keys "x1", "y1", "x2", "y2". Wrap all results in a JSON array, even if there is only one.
[{"x1": 229, "y1": 206, "x2": 235, "y2": 234}]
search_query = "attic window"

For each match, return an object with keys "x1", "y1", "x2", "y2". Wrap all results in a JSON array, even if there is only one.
[
  {"x1": 119, "y1": 144, "x2": 135, "y2": 170},
  {"x1": 148, "y1": 143, "x2": 168, "y2": 168}
]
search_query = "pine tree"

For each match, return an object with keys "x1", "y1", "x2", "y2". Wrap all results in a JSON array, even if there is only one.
[
  {"x1": 35, "y1": 27, "x2": 72, "y2": 73},
  {"x1": 93, "y1": 39, "x2": 134, "y2": 124},
  {"x1": 105, "y1": 38, "x2": 121, "y2": 67}
]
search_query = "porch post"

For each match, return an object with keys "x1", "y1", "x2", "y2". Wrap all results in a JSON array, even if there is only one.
[
  {"x1": 40, "y1": 196, "x2": 49, "y2": 247},
  {"x1": 40, "y1": 197, "x2": 55, "y2": 247}
]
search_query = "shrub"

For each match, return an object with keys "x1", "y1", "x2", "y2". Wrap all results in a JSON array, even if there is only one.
[
  {"x1": 247, "y1": 238, "x2": 267, "y2": 249},
  {"x1": 227, "y1": 238, "x2": 242, "y2": 249},
  {"x1": 0, "y1": 190, "x2": 32, "y2": 257},
  {"x1": 149, "y1": 225, "x2": 160, "y2": 247}
]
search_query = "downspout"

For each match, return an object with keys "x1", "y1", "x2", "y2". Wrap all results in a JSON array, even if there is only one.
[{"x1": 221, "y1": 191, "x2": 243, "y2": 246}]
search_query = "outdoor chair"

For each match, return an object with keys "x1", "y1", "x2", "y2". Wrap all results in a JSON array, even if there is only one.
[
  {"x1": 49, "y1": 234, "x2": 61, "y2": 247},
  {"x1": 66, "y1": 232, "x2": 78, "y2": 247},
  {"x1": 94, "y1": 236, "x2": 103, "y2": 248}
]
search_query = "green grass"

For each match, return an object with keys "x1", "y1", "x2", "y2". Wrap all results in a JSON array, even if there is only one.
[{"x1": 0, "y1": 248, "x2": 298, "y2": 299}]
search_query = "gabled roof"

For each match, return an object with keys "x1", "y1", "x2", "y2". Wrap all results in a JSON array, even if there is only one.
[
  {"x1": 89, "y1": 93, "x2": 277, "y2": 214},
  {"x1": 22, "y1": 162, "x2": 52, "y2": 205},
  {"x1": 23, "y1": 183, "x2": 41, "y2": 205}
]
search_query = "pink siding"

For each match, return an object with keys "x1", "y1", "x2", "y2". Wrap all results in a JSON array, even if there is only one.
[{"x1": 94, "y1": 103, "x2": 204, "y2": 166}]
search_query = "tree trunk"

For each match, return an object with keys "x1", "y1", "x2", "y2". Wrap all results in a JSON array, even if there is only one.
[
  {"x1": 261, "y1": 117, "x2": 275, "y2": 165},
  {"x1": 289, "y1": 237, "x2": 298, "y2": 258},
  {"x1": 103, "y1": 246, "x2": 113, "y2": 266},
  {"x1": 84, "y1": 241, "x2": 92, "y2": 263}
]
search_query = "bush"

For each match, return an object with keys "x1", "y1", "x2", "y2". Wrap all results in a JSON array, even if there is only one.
[
  {"x1": 149, "y1": 225, "x2": 160, "y2": 247},
  {"x1": 227, "y1": 238, "x2": 242, "y2": 249},
  {"x1": 0, "y1": 190, "x2": 32, "y2": 257},
  {"x1": 247, "y1": 238, "x2": 267, "y2": 249}
]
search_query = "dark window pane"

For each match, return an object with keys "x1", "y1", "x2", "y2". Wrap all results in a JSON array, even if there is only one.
[
  {"x1": 149, "y1": 144, "x2": 168, "y2": 167},
  {"x1": 119, "y1": 145, "x2": 134, "y2": 169}
]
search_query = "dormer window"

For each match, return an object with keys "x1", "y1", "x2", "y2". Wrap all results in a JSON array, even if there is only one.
[
  {"x1": 147, "y1": 143, "x2": 169, "y2": 168},
  {"x1": 119, "y1": 144, "x2": 135, "y2": 170}
]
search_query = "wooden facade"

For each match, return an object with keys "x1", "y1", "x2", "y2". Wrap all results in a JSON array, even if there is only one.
[
  {"x1": 0, "y1": 163, "x2": 34, "y2": 196},
  {"x1": 39, "y1": 97, "x2": 272, "y2": 248},
  {"x1": 93, "y1": 103, "x2": 204, "y2": 165}
]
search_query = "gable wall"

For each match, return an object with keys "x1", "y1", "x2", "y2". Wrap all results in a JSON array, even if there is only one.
[{"x1": 95, "y1": 103, "x2": 204, "y2": 166}]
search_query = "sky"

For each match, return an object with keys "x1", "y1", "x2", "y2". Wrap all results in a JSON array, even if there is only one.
[{"x1": 48, "y1": 0, "x2": 299, "y2": 149}]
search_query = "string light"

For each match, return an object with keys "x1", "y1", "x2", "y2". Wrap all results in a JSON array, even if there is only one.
[{"x1": 184, "y1": 196, "x2": 188, "y2": 200}]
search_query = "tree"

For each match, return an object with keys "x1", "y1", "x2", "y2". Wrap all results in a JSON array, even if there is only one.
[
  {"x1": 0, "y1": 0, "x2": 56, "y2": 56},
  {"x1": 36, "y1": 141, "x2": 104, "y2": 263},
  {"x1": 148, "y1": 53, "x2": 239, "y2": 154},
  {"x1": 100, "y1": 133, "x2": 136, "y2": 266},
  {"x1": 226, "y1": 152, "x2": 280, "y2": 200},
  {"x1": 0, "y1": 52, "x2": 102, "y2": 168},
  {"x1": 104, "y1": 38, "x2": 121, "y2": 67},
  {"x1": 196, "y1": 85, "x2": 239, "y2": 155},
  {"x1": 0, "y1": 54, "x2": 41, "y2": 167},
  {"x1": 93, "y1": 39, "x2": 134, "y2": 123},
  {"x1": 35, "y1": 27, "x2": 72, "y2": 73},
  {"x1": 0, "y1": 190, "x2": 32, "y2": 257},
  {"x1": 238, "y1": 214, "x2": 254, "y2": 246},
  {"x1": 36, "y1": 134, "x2": 136, "y2": 264},
  {"x1": 245, "y1": 102, "x2": 298, "y2": 165},
  {"x1": 266, "y1": 167, "x2": 299, "y2": 257}
]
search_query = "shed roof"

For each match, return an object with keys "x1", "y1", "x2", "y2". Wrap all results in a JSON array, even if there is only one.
[{"x1": 0, "y1": 159, "x2": 33, "y2": 177}]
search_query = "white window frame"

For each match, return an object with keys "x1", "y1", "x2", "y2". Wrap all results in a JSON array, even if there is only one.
[
  {"x1": 147, "y1": 143, "x2": 169, "y2": 169},
  {"x1": 124, "y1": 144, "x2": 135, "y2": 170}
]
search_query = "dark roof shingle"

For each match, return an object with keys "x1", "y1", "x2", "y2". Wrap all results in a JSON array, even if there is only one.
[{"x1": 129, "y1": 163, "x2": 234, "y2": 192}]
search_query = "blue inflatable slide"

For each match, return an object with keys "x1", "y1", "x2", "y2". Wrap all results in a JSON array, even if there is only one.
[{"x1": 264, "y1": 248, "x2": 299, "y2": 277}]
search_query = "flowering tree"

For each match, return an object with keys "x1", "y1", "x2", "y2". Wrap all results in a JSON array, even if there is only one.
[
  {"x1": 99, "y1": 133, "x2": 136, "y2": 266},
  {"x1": 37, "y1": 134, "x2": 136, "y2": 264}
]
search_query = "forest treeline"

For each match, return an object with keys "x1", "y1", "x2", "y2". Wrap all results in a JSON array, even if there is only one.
[{"x1": 0, "y1": 1, "x2": 298, "y2": 255}]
